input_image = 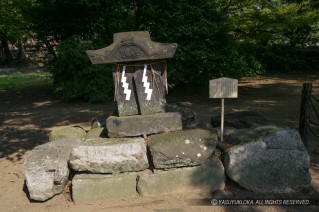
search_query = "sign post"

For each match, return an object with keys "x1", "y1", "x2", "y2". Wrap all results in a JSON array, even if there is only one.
[{"x1": 209, "y1": 78, "x2": 238, "y2": 142}]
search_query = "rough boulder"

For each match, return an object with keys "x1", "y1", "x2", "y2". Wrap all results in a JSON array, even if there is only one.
[{"x1": 223, "y1": 126, "x2": 311, "y2": 193}]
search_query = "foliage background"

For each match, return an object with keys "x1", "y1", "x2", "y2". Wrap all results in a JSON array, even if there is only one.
[{"x1": 1, "y1": 0, "x2": 319, "y2": 102}]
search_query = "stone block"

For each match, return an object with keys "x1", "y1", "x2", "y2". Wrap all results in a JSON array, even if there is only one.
[
  {"x1": 72, "y1": 173, "x2": 138, "y2": 202},
  {"x1": 90, "y1": 116, "x2": 107, "y2": 129},
  {"x1": 23, "y1": 139, "x2": 82, "y2": 201},
  {"x1": 106, "y1": 112, "x2": 182, "y2": 138},
  {"x1": 137, "y1": 158, "x2": 225, "y2": 196},
  {"x1": 148, "y1": 129, "x2": 218, "y2": 169},
  {"x1": 85, "y1": 127, "x2": 107, "y2": 140},
  {"x1": 69, "y1": 137, "x2": 149, "y2": 173},
  {"x1": 49, "y1": 126, "x2": 86, "y2": 142},
  {"x1": 224, "y1": 126, "x2": 311, "y2": 193}
]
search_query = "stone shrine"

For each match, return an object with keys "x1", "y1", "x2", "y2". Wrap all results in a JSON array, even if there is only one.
[
  {"x1": 87, "y1": 31, "x2": 176, "y2": 116},
  {"x1": 87, "y1": 31, "x2": 182, "y2": 137}
]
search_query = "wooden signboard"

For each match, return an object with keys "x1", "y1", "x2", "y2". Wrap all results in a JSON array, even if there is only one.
[
  {"x1": 209, "y1": 77, "x2": 238, "y2": 142},
  {"x1": 209, "y1": 77, "x2": 238, "y2": 98}
]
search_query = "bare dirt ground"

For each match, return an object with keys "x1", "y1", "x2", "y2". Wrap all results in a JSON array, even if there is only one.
[{"x1": 0, "y1": 73, "x2": 319, "y2": 211}]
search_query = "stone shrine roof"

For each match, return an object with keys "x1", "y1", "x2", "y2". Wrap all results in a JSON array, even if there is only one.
[{"x1": 86, "y1": 31, "x2": 177, "y2": 64}]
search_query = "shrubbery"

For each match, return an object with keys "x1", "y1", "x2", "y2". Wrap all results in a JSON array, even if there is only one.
[
  {"x1": 46, "y1": 0, "x2": 314, "y2": 102},
  {"x1": 138, "y1": 0, "x2": 264, "y2": 89},
  {"x1": 260, "y1": 44, "x2": 307, "y2": 74},
  {"x1": 49, "y1": 36, "x2": 114, "y2": 102}
]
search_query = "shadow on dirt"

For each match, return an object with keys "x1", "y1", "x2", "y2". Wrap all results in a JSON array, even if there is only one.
[{"x1": 0, "y1": 83, "x2": 114, "y2": 162}]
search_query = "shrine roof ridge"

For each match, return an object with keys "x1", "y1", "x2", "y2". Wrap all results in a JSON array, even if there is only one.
[{"x1": 86, "y1": 31, "x2": 177, "y2": 64}]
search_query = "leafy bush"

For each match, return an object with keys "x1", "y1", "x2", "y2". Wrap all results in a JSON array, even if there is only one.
[
  {"x1": 219, "y1": 42, "x2": 265, "y2": 78},
  {"x1": 49, "y1": 36, "x2": 114, "y2": 102},
  {"x1": 136, "y1": 0, "x2": 265, "y2": 89},
  {"x1": 48, "y1": 1, "x2": 306, "y2": 102},
  {"x1": 260, "y1": 44, "x2": 307, "y2": 73},
  {"x1": 135, "y1": 0, "x2": 230, "y2": 88}
]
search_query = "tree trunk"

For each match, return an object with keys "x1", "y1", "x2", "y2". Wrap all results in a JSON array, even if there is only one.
[
  {"x1": 40, "y1": 36, "x2": 57, "y2": 60},
  {"x1": 16, "y1": 39, "x2": 26, "y2": 62},
  {"x1": 0, "y1": 29, "x2": 13, "y2": 64}
]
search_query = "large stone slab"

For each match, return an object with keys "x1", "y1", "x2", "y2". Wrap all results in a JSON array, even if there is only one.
[
  {"x1": 106, "y1": 112, "x2": 182, "y2": 138},
  {"x1": 72, "y1": 173, "x2": 138, "y2": 202},
  {"x1": 137, "y1": 158, "x2": 225, "y2": 196},
  {"x1": 23, "y1": 139, "x2": 82, "y2": 201},
  {"x1": 148, "y1": 129, "x2": 218, "y2": 169},
  {"x1": 49, "y1": 126, "x2": 86, "y2": 142},
  {"x1": 224, "y1": 126, "x2": 311, "y2": 193},
  {"x1": 69, "y1": 137, "x2": 149, "y2": 173}
]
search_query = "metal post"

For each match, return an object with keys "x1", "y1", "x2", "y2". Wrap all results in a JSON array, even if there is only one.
[
  {"x1": 221, "y1": 98, "x2": 224, "y2": 142},
  {"x1": 299, "y1": 83, "x2": 312, "y2": 148}
]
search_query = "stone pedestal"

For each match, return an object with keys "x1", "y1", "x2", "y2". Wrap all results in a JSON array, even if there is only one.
[{"x1": 106, "y1": 112, "x2": 182, "y2": 138}]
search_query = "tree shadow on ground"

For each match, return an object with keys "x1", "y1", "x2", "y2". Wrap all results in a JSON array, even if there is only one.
[{"x1": 0, "y1": 83, "x2": 115, "y2": 162}]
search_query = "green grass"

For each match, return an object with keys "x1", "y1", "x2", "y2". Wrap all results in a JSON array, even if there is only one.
[{"x1": 0, "y1": 73, "x2": 52, "y2": 90}]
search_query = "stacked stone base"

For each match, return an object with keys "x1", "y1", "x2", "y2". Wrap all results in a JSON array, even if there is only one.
[
  {"x1": 23, "y1": 110, "x2": 224, "y2": 202},
  {"x1": 23, "y1": 111, "x2": 311, "y2": 203},
  {"x1": 69, "y1": 127, "x2": 224, "y2": 202},
  {"x1": 72, "y1": 158, "x2": 225, "y2": 203}
]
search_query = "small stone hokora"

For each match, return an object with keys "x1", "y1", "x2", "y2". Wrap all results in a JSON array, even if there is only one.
[{"x1": 86, "y1": 31, "x2": 177, "y2": 116}]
